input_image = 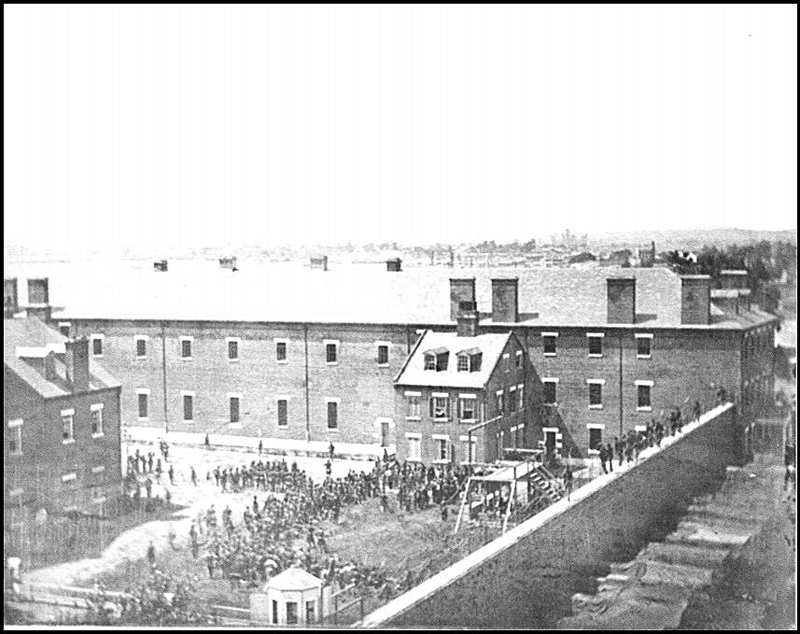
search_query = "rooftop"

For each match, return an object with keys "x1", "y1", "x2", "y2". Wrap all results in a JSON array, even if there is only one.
[
  {"x1": 4, "y1": 316, "x2": 120, "y2": 398},
  {"x1": 395, "y1": 330, "x2": 513, "y2": 388},
  {"x1": 4, "y1": 260, "x2": 778, "y2": 330}
]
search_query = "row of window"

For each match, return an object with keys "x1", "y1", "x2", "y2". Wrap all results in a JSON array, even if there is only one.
[
  {"x1": 541, "y1": 379, "x2": 653, "y2": 410},
  {"x1": 404, "y1": 435, "x2": 478, "y2": 463},
  {"x1": 425, "y1": 349, "x2": 523, "y2": 373},
  {"x1": 136, "y1": 392, "x2": 341, "y2": 429},
  {"x1": 7, "y1": 405, "x2": 105, "y2": 455},
  {"x1": 541, "y1": 333, "x2": 653, "y2": 358},
  {"x1": 87, "y1": 335, "x2": 392, "y2": 366},
  {"x1": 404, "y1": 386, "x2": 525, "y2": 422}
]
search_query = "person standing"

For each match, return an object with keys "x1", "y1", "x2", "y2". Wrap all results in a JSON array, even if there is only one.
[
  {"x1": 563, "y1": 466, "x2": 574, "y2": 501},
  {"x1": 168, "y1": 464, "x2": 175, "y2": 485},
  {"x1": 598, "y1": 444, "x2": 608, "y2": 474},
  {"x1": 191, "y1": 466, "x2": 198, "y2": 487},
  {"x1": 605, "y1": 443, "x2": 614, "y2": 473},
  {"x1": 204, "y1": 434, "x2": 211, "y2": 450},
  {"x1": 615, "y1": 436, "x2": 624, "y2": 468},
  {"x1": 258, "y1": 439, "x2": 263, "y2": 456},
  {"x1": 147, "y1": 541, "x2": 156, "y2": 566}
]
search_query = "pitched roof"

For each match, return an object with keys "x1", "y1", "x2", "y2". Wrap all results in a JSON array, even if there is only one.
[
  {"x1": 266, "y1": 566, "x2": 321, "y2": 591},
  {"x1": 6, "y1": 260, "x2": 778, "y2": 329},
  {"x1": 395, "y1": 330, "x2": 512, "y2": 389},
  {"x1": 4, "y1": 316, "x2": 120, "y2": 398}
]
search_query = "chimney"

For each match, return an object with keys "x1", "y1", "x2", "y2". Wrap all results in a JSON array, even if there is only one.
[
  {"x1": 4, "y1": 278, "x2": 18, "y2": 317},
  {"x1": 491, "y1": 278, "x2": 519, "y2": 323},
  {"x1": 711, "y1": 289, "x2": 740, "y2": 315},
  {"x1": 386, "y1": 258, "x2": 402, "y2": 272},
  {"x1": 719, "y1": 270, "x2": 748, "y2": 290},
  {"x1": 738, "y1": 288, "x2": 752, "y2": 311},
  {"x1": 26, "y1": 277, "x2": 52, "y2": 323},
  {"x1": 65, "y1": 337, "x2": 91, "y2": 393},
  {"x1": 606, "y1": 277, "x2": 636, "y2": 324},
  {"x1": 456, "y1": 301, "x2": 480, "y2": 337},
  {"x1": 450, "y1": 278, "x2": 476, "y2": 321},
  {"x1": 680, "y1": 275, "x2": 711, "y2": 325},
  {"x1": 310, "y1": 256, "x2": 328, "y2": 271}
]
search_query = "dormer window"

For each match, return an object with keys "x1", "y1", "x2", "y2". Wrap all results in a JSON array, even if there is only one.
[
  {"x1": 424, "y1": 348, "x2": 449, "y2": 372},
  {"x1": 456, "y1": 348, "x2": 482, "y2": 372}
]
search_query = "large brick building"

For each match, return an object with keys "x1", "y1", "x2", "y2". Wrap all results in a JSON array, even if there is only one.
[
  {"x1": 4, "y1": 260, "x2": 777, "y2": 461},
  {"x1": 4, "y1": 279, "x2": 123, "y2": 551}
]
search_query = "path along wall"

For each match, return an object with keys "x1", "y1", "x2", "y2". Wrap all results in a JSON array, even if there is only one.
[{"x1": 361, "y1": 403, "x2": 740, "y2": 629}]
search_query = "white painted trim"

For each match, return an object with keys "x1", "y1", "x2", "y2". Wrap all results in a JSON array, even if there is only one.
[
  {"x1": 275, "y1": 395, "x2": 291, "y2": 401},
  {"x1": 542, "y1": 427, "x2": 559, "y2": 433},
  {"x1": 374, "y1": 340, "x2": 392, "y2": 347},
  {"x1": 325, "y1": 397, "x2": 342, "y2": 404},
  {"x1": 8, "y1": 418, "x2": 23, "y2": 428},
  {"x1": 516, "y1": 350, "x2": 523, "y2": 356},
  {"x1": 61, "y1": 408, "x2": 75, "y2": 416},
  {"x1": 509, "y1": 385, "x2": 517, "y2": 392},
  {"x1": 431, "y1": 392, "x2": 450, "y2": 398},
  {"x1": 541, "y1": 332, "x2": 559, "y2": 337},
  {"x1": 179, "y1": 335, "x2": 194, "y2": 342},
  {"x1": 635, "y1": 333, "x2": 654, "y2": 339},
  {"x1": 405, "y1": 416, "x2": 421, "y2": 422},
  {"x1": 586, "y1": 379, "x2": 607, "y2": 385},
  {"x1": 541, "y1": 377, "x2": 560, "y2": 383},
  {"x1": 91, "y1": 334, "x2": 105, "y2": 339},
  {"x1": 459, "y1": 435, "x2": 478, "y2": 442},
  {"x1": 634, "y1": 380, "x2": 654, "y2": 386},
  {"x1": 404, "y1": 391, "x2": 422, "y2": 397},
  {"x1": 588, "y1": 354, "x2": 604, "y2": 358},
  {"x1": 136, "y1": 388, "x2": 151, "y2": 395},
  {"x1": 586, "y1": 332, "x2": 605, "y2": 338},
  {"x1": 634, "y1": 425, "x2": 648, "y2": 432},
  {"x1": 324, "y1": 339, "x2": 341, "y2": 346},
  {"x1": 226, "y1": 392, "x2": 243, "y2": 399},
  {"x1": 405, "y1": 432, "x2": 422, "y2": 439},
  {"x1": 495, "y1": 389, "x2": 504, "y2": 396},
  {"x1": 588, "y1": 404, "x2": 604, "y2": 410},
  {"x1": 543, "y1": 353, "x2": 557, "y2": 357},
  {"x1": 58, "y1": 321, "x2": 71, "y2": 328},
  {"x1": 458, "y1": 393, "x2": 477, "y2": 399},
  {"x1": 180, "y1": 390, "x2": 196, "y2": 397},
  {"x1": 61, "y1": 472, "x2": 77, "y2": 482},
  {"x1": 637, "y1": 406, "x2": 653, "y2": 412},
  {"x1": 586, "y1": 423, "x2": 606, "y2": 429},
  {"x1": 90, "y1": 403, "x2": 104, "y2": 411},
  {"x1": 91, "y1": 465, "x2": 106, "y2": 474},
  {"x1": 431, "y1": 434, "x2": 450, "y2": 441}
]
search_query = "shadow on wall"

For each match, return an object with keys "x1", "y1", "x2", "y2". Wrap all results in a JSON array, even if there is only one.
[{"x1": 526, "y1": 364, "x2": 583, "y2": 461}]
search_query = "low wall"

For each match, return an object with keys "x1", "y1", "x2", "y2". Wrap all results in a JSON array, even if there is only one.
[{"x1": 361, "y1": 403, "x2": 739, "y2": 629}]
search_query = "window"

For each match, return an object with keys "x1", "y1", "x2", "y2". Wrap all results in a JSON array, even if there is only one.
[
  {"x1": 543, "y1": 333, "x2": 558, "y2": 356},
  {"x1": 503, "y1": 353, "x2": 510, "y2": 372},
  {"x1": 227, "y1": 338, "x2": 240, "y2": 361},
  {"x1": 229, "y1": 396, "x2": 240, "y2": 423},
  {"x1": 180, "y1": 337, "x2": 193, "y2": 359},
  {"x1": 58, "y1": 322, "x2": 71, "y2": 337},
  {"x1": 306, "y1": 600, "x2": 316, "y2": 624},
  {"x1": 326, "y1": 399, "x2": 339, "y2": 429},
  {"x1": 91, "y1": 335, "x2": 104, "y2": 356},
  {"x1": 135, "y1": 336, "x2": 148, "y2": 359},
  {"x1": 62, "y1": 472, "x2": 77, "y2": 483},
  {"x1": 496, "y1": 390, "x2": 504, "y2": 414},
  {"x1": 406, "y1": 392, "x2": 421, "y2": 418},
  {"x1": 137, "y1": 390, "x2": 149, "y2": 420},
  {"x1": 588, "y1": 426, "x2": 603, "y2": 452},
  {"x1": 8, "y1": 419, "x2": 23, "y2": 455},
  {"x1": 272, "y1": 600, "x2": 279, "y2": 625},
  {"x1": 457, "y1": 353, "x2": 470, "y2": 372},
  {"x1": 542, "y1": 379, "x2": 558, "y2": 405},
  {"x1": 588, "y1": 334, "x2": 603, "y2": 357},
  {"x1": 425, "y1": 349, "x2": 449, "y2": 371},
  {"x1": 433, "y1": 436, "x2": 450, "y2": 462},
  {"x1": 430, "y1": 394, "x2": 450, "y2": 420},
  {"x1": 636, "y1": 382, "x2": 653, "y2": 411},
  {"x1": 587, "y1": 380, "x2": 604, "y2": 409},
  {"x1": 62, "y1": 409, "x2": 75, "y2": 443},
  {"x1": 636, "y1": 334, "x2": 652, "y2": 358},
  {"x1": 376, "y1": 342, "x2": 390, "y2": 366},
  {"x1": 325, "y1": 340, "x2": 339, "y2": 364},
  {"x1": 182, "y1": 392, "x2": 195, "y2": 421},
  {"x1": 406, "y1": 434, "x2": 421, "y2": 461},
  {"x1": 515, "y1": 350, "x2": 523, "y2": 368},
  {"x1": 277, "y1": 398, "x2": 288, "y2": 427},
  {"x1": 91, "y1": 404, "x2": 104, "y2": 436},
  {"x1": 458, "y1": 395, "x2": 476, "y2": 422},
  {"x1": 425, "y1": 353, "x2": 436, "y2": 370},
  {"x1": 460, "y1": 436, "x2": 477, "y2": 463},
  {"x1": 286, "y1": 601, "x2": 298, "y2": 625},
  {"x1": 517, "y1": 384, "x2": 525, "y2": 411},
  {"x1": 275, "y1": 339, "x2": 288, "y2": 362}
]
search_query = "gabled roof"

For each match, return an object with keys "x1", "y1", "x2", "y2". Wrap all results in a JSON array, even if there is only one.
[
  {"x1": 4, "y1": 316, "x2": 120, "y2": 398},
  {"x1": 395, "y1": 330, "x2": 513, "y2": 389},
  {"x1": 266, "y1": 566, "x2": 321, "y2": 591}
]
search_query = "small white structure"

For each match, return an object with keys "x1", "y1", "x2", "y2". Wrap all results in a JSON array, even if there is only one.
[{"x1": 250, "y1": 567, "x2": 323, "y2": 626}]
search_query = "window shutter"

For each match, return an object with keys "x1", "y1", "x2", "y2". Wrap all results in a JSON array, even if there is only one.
[
  {"x1": 429, "y1": 397, "x2": 434, "y2": 418},
  {"x1": 445, "y1": 398, "x2": 450, "y2": 419}
]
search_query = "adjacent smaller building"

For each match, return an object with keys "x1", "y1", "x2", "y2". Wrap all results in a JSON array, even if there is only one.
[
  {"x1": 394, "y1": 304, "x2": 534, "y2": 465},
  {"x1": 4, "y1": 307, "x2": 123, "y2": 556}
]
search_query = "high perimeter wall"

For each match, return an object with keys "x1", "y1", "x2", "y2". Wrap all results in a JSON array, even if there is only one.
[{"x1": 361, "y1": 403, "x2": 740, "y2": 629}]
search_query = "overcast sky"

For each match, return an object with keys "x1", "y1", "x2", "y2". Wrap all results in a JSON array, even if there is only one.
[{"x1": 4, "y1": 4, "x2": 797, "y2": 252}]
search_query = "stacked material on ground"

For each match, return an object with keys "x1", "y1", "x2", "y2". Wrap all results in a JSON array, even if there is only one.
[{"x1": 557, "y1": 461, "x2": 786, "y2": 630}]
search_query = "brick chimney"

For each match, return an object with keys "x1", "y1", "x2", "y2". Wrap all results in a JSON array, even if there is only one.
[
  {"x1": 456, "y1": 301, "x2": 480, "y2": 337},
  {"x1": 719, "y1": 269, "x2": 748, "y2": 290},
  {"x1": 680, "y1": 275, "x2": 711, "y2": 325},
  {"x1": 606, "y1": 277, "x2": 636, "y2": 324},
  {"x1": 491, "y1": 278, "x2": 519, "y2": 323},
  {"x1": 65, "y1": 337, "x2": 91, "y2": 393},
  {"x1": 26, "y1": 277, "x2": 52, "y2": 323},
  {"x1": 4, "y1": 278, "x2": 18, "y2": 317},
  {"x1": 450, "y1": 278, "x2": 476, "y2": 321}
]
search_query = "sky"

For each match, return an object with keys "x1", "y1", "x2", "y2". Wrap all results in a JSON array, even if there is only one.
[{"x1": 3, "y1": 4, "x2": 797, "y2": 253}]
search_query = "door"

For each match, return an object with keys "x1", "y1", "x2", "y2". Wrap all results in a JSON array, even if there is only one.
[
  {"x1": 381, "y1": 422, "x2": 390, "y2": 447},
  {"x1": 544, "y1": 430, "x2": 557, "y2": 458}
]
